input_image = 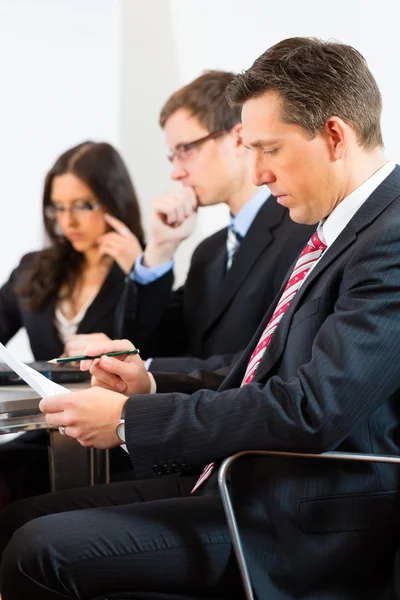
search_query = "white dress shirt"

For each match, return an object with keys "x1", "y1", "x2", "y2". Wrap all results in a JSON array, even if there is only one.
[{"x1": 303, "y1": 160, "x2": 395, "y2": 283}]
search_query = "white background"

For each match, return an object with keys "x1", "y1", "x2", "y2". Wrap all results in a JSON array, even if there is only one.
[{"x1": 1, "y1": 0, "x2": 399, "y2": 359}]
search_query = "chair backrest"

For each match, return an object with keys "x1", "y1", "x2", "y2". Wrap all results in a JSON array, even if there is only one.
[{"x1": 218, "y1": 449, "x2": 400, "y2": 600}]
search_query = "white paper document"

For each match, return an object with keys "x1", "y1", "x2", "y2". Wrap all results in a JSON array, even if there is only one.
[
  {"x1": 0, "y1": 343, "x2": 70, "y2": 443},
  {"x1": 0, "y1": 343, "x2": 69, "y2": 398}
]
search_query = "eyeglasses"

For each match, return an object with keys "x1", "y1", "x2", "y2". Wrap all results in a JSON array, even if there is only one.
[
  {"x1": 167, "y1": 130, "x2": 225, "y2": 163},
  {"x1": 45, "y1": 201, "x2": 101, "y2": 220}
]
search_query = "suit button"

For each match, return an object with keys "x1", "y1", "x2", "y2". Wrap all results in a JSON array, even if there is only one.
[
  {"x1": 181, "y1": 463, "x2": 193, "y2": 472},
  {"x1": 153, "y1": 464, "x2": 164, "y2": 475},
  {"x1": 163, "y1": 463, "x2": 173, "y2": 474}
]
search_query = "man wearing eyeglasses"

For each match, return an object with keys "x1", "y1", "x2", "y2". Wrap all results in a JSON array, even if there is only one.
[{"x1": 119, "y1": 70, "x2": 314, "y2": 375}]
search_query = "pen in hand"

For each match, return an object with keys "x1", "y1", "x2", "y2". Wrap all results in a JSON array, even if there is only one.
[{"x1": 48, "y1": 349, "x2": 140, "y2": 364}]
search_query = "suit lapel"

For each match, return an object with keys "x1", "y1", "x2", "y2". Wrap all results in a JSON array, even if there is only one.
[
  {"x1": 202, "y1": 197, "x2": 283, "y2": 337},
  {"x1": 222, "y1": 166, "x2": 400, "y2": 388},
  {"x1": 77, "y1": 262, "x2": 124, "y2": 333},
  {"x1": 200, "y1": 239, "x2": 228, "y2": 324},
  {"x1": 40, "y1": 297, "x2": 65, "y2": 356}
]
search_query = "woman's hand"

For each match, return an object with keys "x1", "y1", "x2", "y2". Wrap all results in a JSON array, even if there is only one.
[
  {"x1": 98, "y1": 214, "x2": 143, "y2": 274},
  {"x1": 63, "y1": 333, "x2": 112, "y2": 359}
]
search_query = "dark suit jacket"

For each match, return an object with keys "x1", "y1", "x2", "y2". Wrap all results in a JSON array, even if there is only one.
[
  {"x1": 124, "y1": 166, "x2": 400, "y2": 599},
  {"x1": 119, "y1": 196, "x2": 315, "y2": 373},
  {"x1": 0, "y1": 252, "x2": 126, "y2": 360}
]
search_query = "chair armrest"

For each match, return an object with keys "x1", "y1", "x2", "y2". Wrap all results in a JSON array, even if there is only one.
[{"x1": 218, "y1": 450, "x2": 400, "y2": 600}]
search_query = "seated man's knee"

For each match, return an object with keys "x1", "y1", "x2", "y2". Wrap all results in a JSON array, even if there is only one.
[{"x1": 1, "y1": 514, "x2": 69, "y2": 597}]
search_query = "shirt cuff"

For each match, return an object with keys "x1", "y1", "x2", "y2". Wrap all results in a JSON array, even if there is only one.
[
  {"x1": 148, "y1": 371, "x2": 157, "y2": 393},
  {"x1": 144, "y1": 358, "x2": 153, "y2": 371},
  {"x1": 120, "y1": 373, "x2": 156, "y2": 453},
  {"x1": 131, "y1": 254, "x2": 174, "y2": 285}
]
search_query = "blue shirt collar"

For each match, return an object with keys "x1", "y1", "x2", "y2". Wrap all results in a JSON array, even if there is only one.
[{"x1": 230, "y1": 185, "x2": 271, "y2": 238}]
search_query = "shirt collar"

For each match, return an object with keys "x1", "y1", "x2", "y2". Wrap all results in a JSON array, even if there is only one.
[
  {"x1": 319, "y1": 161, "x2": 396, "y2": 247},
  {"x1": 230, "y1": 185, "x2": 271, "y2": 238}
]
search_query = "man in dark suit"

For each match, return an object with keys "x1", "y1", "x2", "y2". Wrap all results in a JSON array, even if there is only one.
[
  {"x1": 119, "y1": 71, "x2": 314, "y2": 373},
  {"x1": 2, "y1": 38, "x2": 400, "y2": 600}
]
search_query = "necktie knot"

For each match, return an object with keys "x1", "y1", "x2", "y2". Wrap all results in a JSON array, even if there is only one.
[
  {"x1": 228, "y1": 225, "x2": 242, "y2": 244},
  {"x1": 309, "y1": 230, "x2": 327, "y2": 252},
  {"x1": 226, "y1": 225, "x2": 242, "y2": 270}
]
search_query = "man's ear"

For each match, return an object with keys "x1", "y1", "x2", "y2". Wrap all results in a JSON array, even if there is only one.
[
  {"x1": 229, "y1": 122, "x2": 245, "y2": 154},
  {"x1": 323, "y1": 116, "x2": 349, "y2": 159}
]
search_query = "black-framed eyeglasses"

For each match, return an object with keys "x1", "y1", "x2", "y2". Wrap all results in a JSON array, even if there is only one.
[
  {"x1": 167, "y1": 130, "x2": 225, "y2": 163},
  {"x1": 44, "y1": 201, "x2": 101, "y2": 220}
]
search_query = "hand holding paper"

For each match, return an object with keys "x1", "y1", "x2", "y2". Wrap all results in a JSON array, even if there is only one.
[{"x1": 39, "y1": 387, "x2": 127, "y2": 449}]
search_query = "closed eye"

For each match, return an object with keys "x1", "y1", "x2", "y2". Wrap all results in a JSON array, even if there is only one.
[{"x1": 263, "y1": 148, "x2": 278, "y2": 156}]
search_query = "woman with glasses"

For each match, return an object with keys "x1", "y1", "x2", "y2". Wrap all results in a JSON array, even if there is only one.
[
  {"x1": 0, "y1": 141, "x2": 145, "y2": 503},
  {"x1": 0, "y1": 140, "x2": 145, "y2": 361}
]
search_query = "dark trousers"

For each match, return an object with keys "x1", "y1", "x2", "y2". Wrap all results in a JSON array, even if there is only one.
[{"x1": 0, "y1": 474, "x2": 244, "y2": 600}]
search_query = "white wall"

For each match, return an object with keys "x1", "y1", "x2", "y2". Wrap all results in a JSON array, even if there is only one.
[
  {"x1": 2, "y1": 0, "x2": 400, "y2": 359},
  {"x1": 167, "y1": 0, "x2": 400, "y2": 161},
  {"x1": 117, "y1": 0, "x2": 229, "y2": 288},
  {"x1": 0, "y1": 0, "x2": 118, "y2": 359}
]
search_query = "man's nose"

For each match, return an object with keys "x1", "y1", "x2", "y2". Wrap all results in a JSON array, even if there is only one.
[
  {"x1": 252, "y1": 156, "x2": 276, "y2": 187},
  {"x1": 170, "y1": 159, "x2": 188, "y2": 181}
]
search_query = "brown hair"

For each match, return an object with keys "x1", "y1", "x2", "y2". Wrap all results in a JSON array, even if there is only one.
[
  {"x1": 16, "y1": 141, "x2": 145, "y2": 311},
  {"x1": 226, "y1": 37, "x2": 383, "y2": 150},
  {"x1": 159, "y1": 70, "x2": 241, "y2": 132}
]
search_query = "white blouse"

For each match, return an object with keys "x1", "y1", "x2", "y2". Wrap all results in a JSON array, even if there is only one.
[{"x1": 54, "y1": 295, "x2": 96, "y2": 343}]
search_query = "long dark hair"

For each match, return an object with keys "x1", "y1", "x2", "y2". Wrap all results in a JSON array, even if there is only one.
[{"x1": 16, "y1": 141, "x2": 145, "y2": 311}]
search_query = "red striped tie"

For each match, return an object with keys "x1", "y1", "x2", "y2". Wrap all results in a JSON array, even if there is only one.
[
  {"x1": 190, "y1": 230, "x2": 327, "y2": 495},
  {"x1": 242, "y1": 230, "x2": 327, "y2": 384}
]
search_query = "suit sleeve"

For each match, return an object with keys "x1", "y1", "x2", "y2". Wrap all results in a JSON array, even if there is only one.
[
  {"x1": 153, "y1": 363, "x2": 231, "y2": 395},
  {"x1": 0, "y1": 262, "x2": 25, "y2": 345},
  {"x1": 124, "y1": 223, "x2": 400, "y2": 479},
  {"x1": 116, "y1": 269, "x2": 189, "y2": 358},
  {"x1": 150, "y1": 351, "x2": 242, "y2": 374}
]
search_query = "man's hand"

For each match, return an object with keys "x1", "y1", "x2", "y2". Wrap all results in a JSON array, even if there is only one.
[
  {"x1": 98, "y1": 213, "x2": 143, "y2": 274},
  {"x1": 63, "y1": 333, "x2": 111, "y2": 358},
  {"x1": 80, "y1": 339, "x2": 152, "y2": 396},
  {"x1": 143, "y1": 188, "x2": 198, "y2": 267},
  {"x1": 39, "y1": 387, "x2": 128, "y2": 449}
]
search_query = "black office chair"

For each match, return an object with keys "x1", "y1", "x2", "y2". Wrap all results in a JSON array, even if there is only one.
[{"x1": 218, "y1": 450, "x2": 400, "y2": 600}]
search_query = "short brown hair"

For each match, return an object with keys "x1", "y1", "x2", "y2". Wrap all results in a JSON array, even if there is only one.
[
  {"x1": 226, "y1": 37, "x2": 383, "y2": 150},
  {"x1": 159, "y1": 70, "x2": 241, "y2": 132}
]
